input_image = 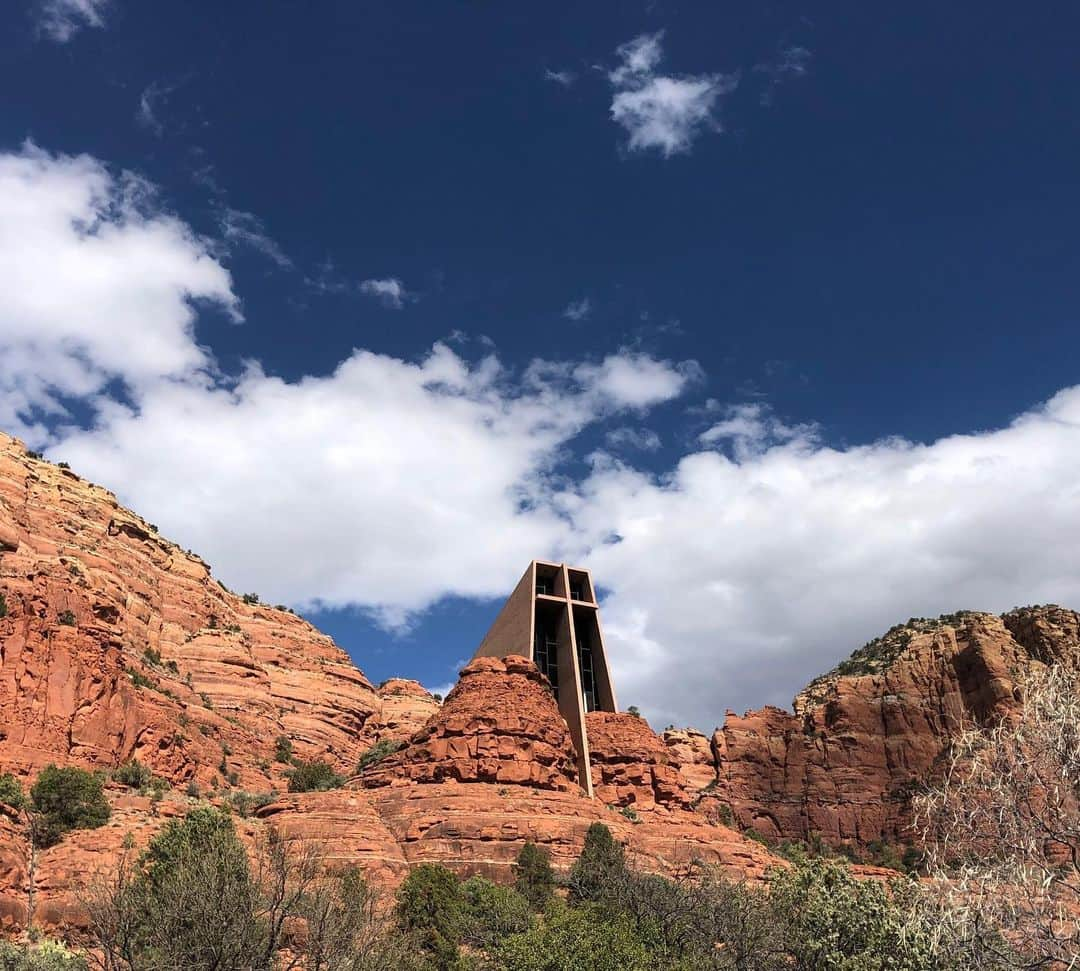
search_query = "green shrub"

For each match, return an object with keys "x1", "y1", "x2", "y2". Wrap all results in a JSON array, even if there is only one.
[
  {"x1": 112, "y1": 760, "x2": 153, "y2": 790},
  {"x1": 357, "y1": 738, "x2": 404, "y2": 773},
  {"x1": 626, "y1": 705, "x2": 641, "y2": 717},
  {"x1": 461, "y1": 876, "x2": 533, "y2": 950},
  {"x1": 273, "y1": 735, "x2": 294, "y2": 764},
  {"x1": 142, "y1": 647, "x2": 162, "y2": 666},
  {"x1": 0, "y1": 592, "x2": 7, "y2": 619},
  {"x1": 242, "y1": 592, "x2": 260, "y2": 605},
  {"x1": 0, "y1": 773, "x2": 27, "y2": 813},
  {"x1": 513, "y1": 842, "x2": 556, "y2": 911},
  {"x1": 127, "y1": 668, "x2": 155, "y2": 690},
  {"x1": 567, "y1": 823, "x2": 626, "y2": 904},
  {"x1": 30, "y1": 765, "x2": 110, "y2": 848},
  {"x1": 768, "y1": 857, "x2": 950, "y2": 970},
  {"x1": 286, "y1": 759, "x2": 344, "y2": 793},
  {"x1": 496, "y1": 903, "x2": 651, "y2": 971},
  {"x1": 0, "y1": 941, "x2": 88, "y2": 970},
  {"x1": 57, "y1": 610, "x2": 76, "y2": 627},
  {"x1": 395, "y1": 863, "x2": 466, "y2": 965}
]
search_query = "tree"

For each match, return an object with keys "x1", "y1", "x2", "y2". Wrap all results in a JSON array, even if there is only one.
[
  {"x1": 915, "y1": 664, "x2": 1080, "y2": 968},
  {"x1": 460, "y1": 876, "x2": 533, "y2": 950},
  {"x1": 0, "y1": 773, "x2": 26, "y2": 813},
  {"x1": 394, "y1": 863, "x2": 466, "y2": 967},
  {"x1": 567, "y1": 823, "x2": 626, "y2": 904},
  {"x1": 513, "y1": 843, "x2": 555, "y2": 911},
  {"x1": 30, "y1": 765, "x2": 110, "y2": 848},
  {"x1": 0, "y1": 941, "x2": 87, "y2": 970}
]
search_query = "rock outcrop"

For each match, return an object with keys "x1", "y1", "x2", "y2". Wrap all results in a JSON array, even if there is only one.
[
  {"x1": 361, "y1": 656, "x2": 581, "y2": 791},
  {"x1": 585, "y1": 711, "x2": 692, "y2": 810},
  {"x1": 713, "y1": 607, "x2": 1080, "y2": 850},
  {"x1": 375, "y1": 679, "x2": 441, "y2": 743}
]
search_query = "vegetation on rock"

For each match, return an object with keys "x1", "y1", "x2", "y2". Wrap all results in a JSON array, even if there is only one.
[{"x1": 29, "y1": 765, "x2": 110, "y2": 848}]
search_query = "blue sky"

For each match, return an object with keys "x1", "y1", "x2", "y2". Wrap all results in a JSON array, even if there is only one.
[{"x1": 2, "y1": 0, "x2": 1079, "y2": 729}]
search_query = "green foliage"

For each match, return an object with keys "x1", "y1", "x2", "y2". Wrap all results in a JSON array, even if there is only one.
[
  {"x1": 626, "y1": 705, "x2": 641, "y2": 717},
  {"x1": 112, "y1": 760, "x2": 153, "y2": 790},
  {"x1": 57, "y1": 610, "x2": 76, "y2": 627},
  {"x1": 127, "y1": 668, "x2": 155, "y2": 690},
  {"x1": 0, "y1": 773, "x2": 27, "y2": 812},
  {"x1": 768, "y1": 857, "x2": 952, "y2": 970},
  {"x1": 496, "y1": 903, "x2": 651, "y2": 971},
  {"x1": 357, "y1": 738, "x2": 404, "y2": 773},
  {"x1": 568, "y1": 823, "x2": 626, "y2": 904},
  {"x1": 513, "y1": 842, "x2": 556, "y2": 911},
  {"x1": 273, "y1": 734, "x2": 294, "y2": 764},
  {"x1": 0, "y1": 592, "x2": 7, "y2": 618},
  {"x1": 619, "y1": 805, "x2": 640, "y2": 823},
  {"x1": 142, "y1": 647, "x2": 162, "y2": 666},
  {"x1": 395, "y1": 863, "x2": 467, "y2": 965},
  {"x1": 242, "y1": 592, "x2": 260, "y2": 604},
  {"x1": 227, "y1": 790, "x2": 275, "y2": 818},
  {"x1": 0, "y1": 941, "x2": 87, "y2": 970},
  {"x1": 30, "y1": 765, "x2": 110, "y2": 848},
  {"x1": 460, "y1": 876, "x2": 533, "y2": 950},
  {"x1": 286, "y1": 759, "x2": 344, "y2": 793}
]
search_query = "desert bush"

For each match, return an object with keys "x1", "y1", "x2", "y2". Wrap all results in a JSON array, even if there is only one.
[
  {"x1": 356, "y1": 739, "x2": 404, "y2": 773},
  {"x1": 30, "y1": 765, "x2": 110, "y2": 848},
  {"x1": 112, "y1": 760, "x2": 153, "y2": 790},
  {"x1": 0, "y1": 773, "x2": 27, "y2": 812},
  {"x1": 768, "y1": 857, "x2": 952, "y2": 970},
  {"x1": 496, "y1": 902, "x2": 651, "y2": 971},
  {"x1": 57, "y1": 610, "x2": 76, "y2": 627},
  {"x1": 286, "y1": 759, "x2": 344, "y2": 793},
  {"x1": 513, "y1": 842, "x2": 556, "y2": 911},
  {"x1": 0, "y1": 592, "x2": 7, "y2": 618},
  {"x1": 273, "y1": 735, "x2": 294, "y2": 764},
  {"x1": 0, "y1": 941, "x2": 87, "y2": 970}
]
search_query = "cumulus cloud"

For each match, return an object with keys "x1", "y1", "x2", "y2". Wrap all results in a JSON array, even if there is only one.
[
  {"x1": 0, "y1": 143, "x2": 692, "y2": 631},
  {"x1": 609, "y1": 32, "x2": 737, "y2": 157},
  {"x1": 7, "y1": 141, "x2": 1080, "y2": 736},
  {"x1": 360, "y1": 277, "x2": 409, "y2": 309},
  {"x1": 0, "y1": 142, "x2": 237, "y2": 441},
  {"x1": 562, "y1": 297, "x2": 591, "y2": 321},
  {"x1": 220, "y1": 207, "x2": 292, "y2": 268},
  {"x1": 36, "y1": 0, "x2": 108, "y2": 42},
  {"x1": 576, "y1": 391, "x2": 1080, "y2": 728}
]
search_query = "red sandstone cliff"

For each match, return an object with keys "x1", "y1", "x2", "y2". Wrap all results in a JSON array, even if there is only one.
[{"x1": 710, "y1": 606, "x2": 1080, "y2": 851}]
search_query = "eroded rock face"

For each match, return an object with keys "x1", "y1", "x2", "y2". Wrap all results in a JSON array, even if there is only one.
[
  {"x1": 585, "y1": 712, "x2": 692, "y2": 810},
  {"x1": 713, "y1": 609, "x2": 1080, "y2": 848},
  {"x1": 0, "y1": 432, "x2": 383, "y2": 791},
  {"x1": 662, "y1": 727, "x2": 718, "y2": 793},
  {"x1": 361, "y1": 656, "x2": 579, "y2": 791},
  {"x1": 375, "y1": 679, "x2": 441, "y2": 743}
]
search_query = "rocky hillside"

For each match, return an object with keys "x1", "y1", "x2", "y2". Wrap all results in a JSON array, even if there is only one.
[{"x1": 0, "y1": 433, "x2": 775, "y2": 935}]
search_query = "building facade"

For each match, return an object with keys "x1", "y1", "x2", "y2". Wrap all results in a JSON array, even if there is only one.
[{"x1": 473, "y1": 560, "x2": 618, "y2": 795}]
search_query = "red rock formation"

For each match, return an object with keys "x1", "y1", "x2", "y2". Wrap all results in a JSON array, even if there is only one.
[
  {"x1": 361, "y1": 656, "x2": 579, "y2": 791},
  {"x1": 585, "y1": 711, "x2": 692, "y2": 810},
  {"x1": 661, "y1": 727, "x2": 718, "y2": 793},
  {"x1": 0, "y1": 432, "x2": 382, "y2": 791},
  {"x1": 713, "y1": 608, "x2": 1080, "y2": 850},
  {"x1": 375, "y1": 679, "x2": 440, "y2": 743}
]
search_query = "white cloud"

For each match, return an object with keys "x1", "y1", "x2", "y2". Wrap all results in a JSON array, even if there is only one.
[
  {"x1": 8, "y1": 142, "x2": 1080, "y2": 740},
  {"x1": 220, "y1": 207, "x2": 292, "y2": 269},
  {"x1": 609, "y1": 31, "x2": 737, "y2": 157},
  {"x1": 563, "y1": 297, "x2": 591, "y2": 321},
  {"x1": 37, "y1": 0, "x2": 108, "y2": 42},
  {"x1": 136, "y1": 82, "x2": 170, "y2": 137},
  {"x1": 544, "y1": 69, "x2": 576, "y2": 87},
  {"x1": 575, "y1": 391, "x2": 1080, "y2": 728},
  {"x1": 360, "y1": 277, "x2": 410, "y2": 309},
  {"x1": 605, "y1": 427, "x2": 661, "y2": 452},
  {"x1": 0, "y1": 142, "x2": 237, "y2": 441}
]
